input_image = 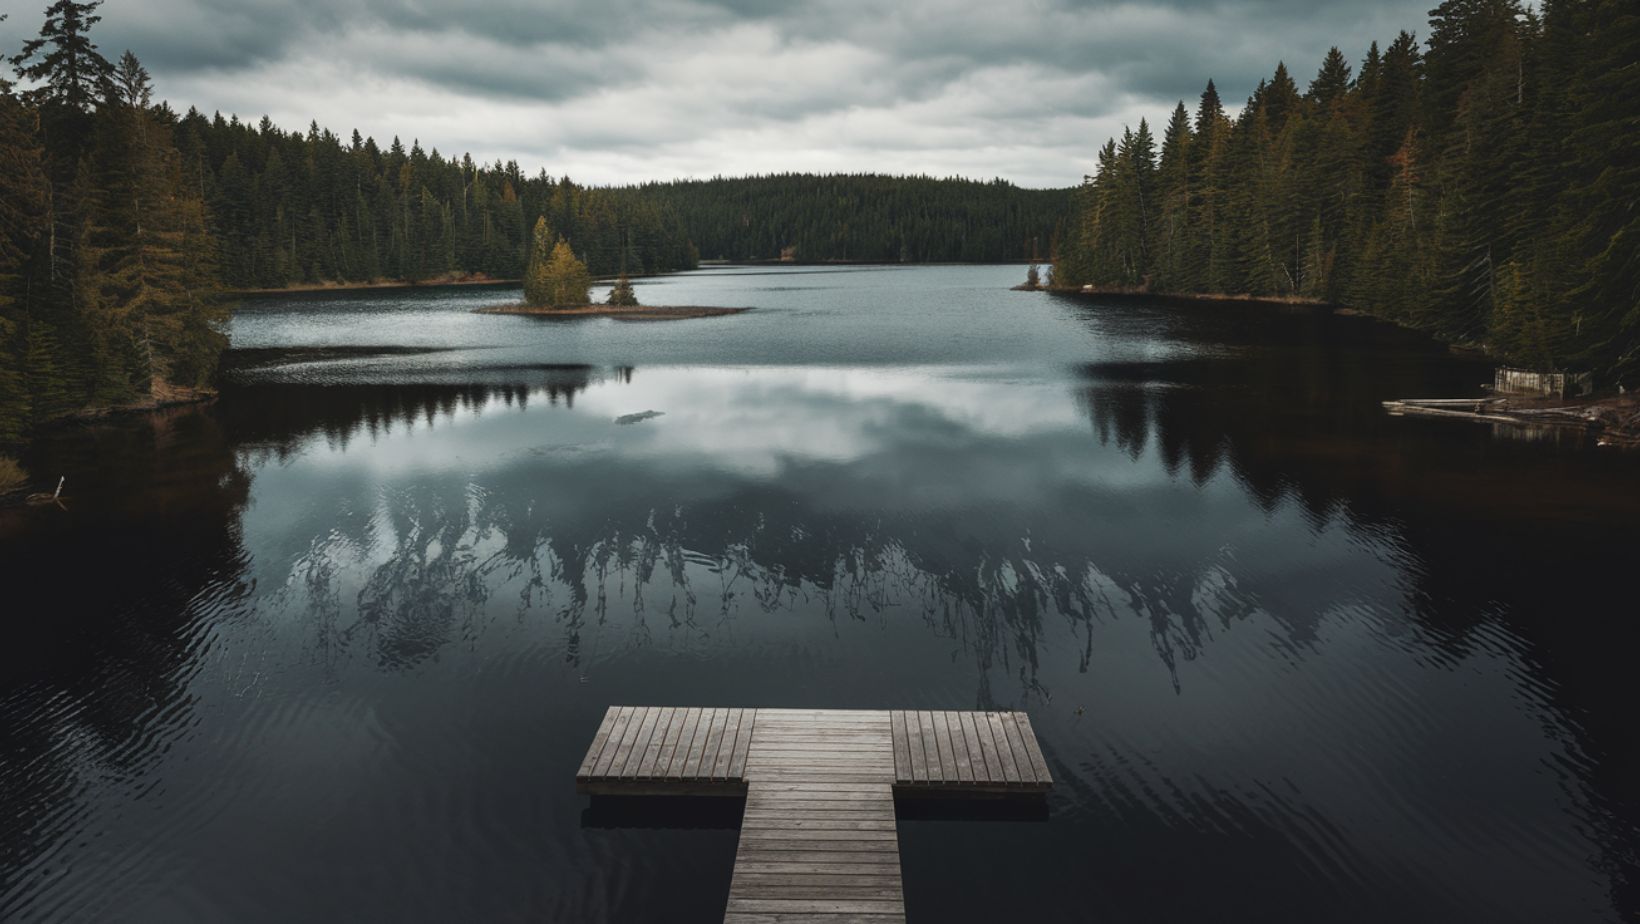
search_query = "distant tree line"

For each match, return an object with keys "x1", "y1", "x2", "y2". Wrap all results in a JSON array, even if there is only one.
[
  {"x1": 191, "y1": 117, "x2": 698, "y2": 289},
  {"x1": 1053, "y1": 0, "x2": 1638, "y2": 381},
  {"x1": 633, "y1": 174, "x2": 1069, "y2": 263}
]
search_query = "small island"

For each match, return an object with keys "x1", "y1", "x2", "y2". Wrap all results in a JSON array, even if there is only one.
[{"x1": 477, "y1": 219, "x2": 750, "y2": 321}]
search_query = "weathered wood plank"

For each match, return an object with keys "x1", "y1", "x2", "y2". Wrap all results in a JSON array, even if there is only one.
[
  {"x1": 589, "y1": 705, "x2": 636, "y2": 779},
  {"x1": 729, "y1": 881, "x2": 903, "y2": 896},
  {"x1": 606, "y1": 705, "x2": 652, "y2": 778},
  {"x1": 575, "y1": 706, "x2": 620, "y2": 780},
  {"x1": 724, "y1": 912, "x2": 905, "y2": 919},
  {"x1": 968, "y1": 709, "x2": 1001, "y2": 783},
  {"x1": 738, "y1": 826, "x2": 899, "y2": 840},
  {"x1": 729, "y1": 875, "x2": 903, "y2": 887},
  {"x1": 1012, "y1": 712, "x2": 1053, "y2": 785},
  {"x1": 927, "y1": 710, "x2": 949, "y2": 780},
  {"x1": 663, "y1": 706, "x2": 701, "y2": 779},
  {"x1": 740, "y1": 818, "x2": 898, "y2": 831},
  {"x1": 985, "y1": 712, "x2": 1022, "y2": 784},
  {"x1": 998, "y1": 709, "x2": 1034, "y2": 785},
  {"x1": 734, "y1": 849, "x2": 902, "y2": 863},
  {"x1": 747, "y1": 810, "x2": 898, "y2": 823},
  {"x1": 905, "y1": 711, "x2": 928, "y2": 783},
  {"x1": 747, "y1": 758, "x2": 898, "y2": 768},
  {"x1": 734, "y1": 861, "x2": 903, "y2": 875},
  {"x1": 888, "y1": 710, "x2": 910, "y2": 784},
  {"x1": 755, "y1": 717, "x2": 888, "y2": 726},
  {"x1": 745, "y1": 782, "x2": 889, "y2": 793},
  {"x1": 942, "y1": 711, "x2": 973, "y2": 784},
  {"x1": 750, "y1": 742, "x2": 893, "y2": 751},
  {"x1": 638, "y1": 706, "x2": 678, "y2": 779},
  {"x1": 950, "y1": 710, "x2": 976, "y2": 782},
  {"x1": 694, "y1": 708, "x2": 727, "y2": 779},
  {"x1": 585, "y1": 706, "x2": 631, "y2": 779},
  {"x1": 630, "y1": 705, "x2": 669, "y2": 778},
  {"x1": 748, "y1": 758, "x2": 896, "y2": 769},
  {"x1": 729, "y1": 883, "x2": 903, "y2": 900},
  {"x1": 713, "y1": 708, "x2": 744, "y2": 780},
  {"x1": 686, "y1": 706, "x2": 715, "y2": 778},
  {"x1": 648, "y1": 707, "x2": 685, "y2": 779},
  {"x1": 737, "y1": 843, "x2": 902, "y2": 857},
  {"x1": 747, "y1": 791, "x2": 892, "y2": 807},
  {"x1": 751, "y1": 712, "x2": 885, "y2": 718},
  {"x1": 726, "y1": 899, "x2": 906, "y2": 915},
  {"x1": 909, "y1": 711, "x2": 930, "y2": 780},
  {"x1": 728, "y1": 708, "x2": 756, "y2": 778},
  {"x1": 745, "y1": 771, "x2": 897, "y2": 782},
  {"x1": 930, "y1": 710, "x2": 957, "y2": 783}
]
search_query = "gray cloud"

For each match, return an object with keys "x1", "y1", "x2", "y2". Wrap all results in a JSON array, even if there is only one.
[{"x1": 0, "y1": 0, "x2": 1436, "y2": 186}]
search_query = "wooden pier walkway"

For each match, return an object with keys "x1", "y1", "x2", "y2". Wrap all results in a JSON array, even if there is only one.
[{"x1": 577, "y1": 707, "x2": 1052, "y2": 922}]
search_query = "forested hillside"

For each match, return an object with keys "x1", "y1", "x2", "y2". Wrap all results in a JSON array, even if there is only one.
[
  {"x1": 188, "y1": 116, "x2": 698, "y2": 288},
  {"x1": 634, "y1": 174, "x2": 1068, "y2": 263},
  {"x1": 1054, "y1": 0, "x2": 1638, "y2": 381}
]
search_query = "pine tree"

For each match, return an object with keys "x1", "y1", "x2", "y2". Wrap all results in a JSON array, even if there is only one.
[
  {"x1": 1024, "y1": 264, "x2": 1040, "y2": 289},
  {"x1": 12, "y1": 1, "x2": 113, "y2": 114},
  {"x1": 523, "y1": 215, "x2": 556, "y2": 307},
  {"x1": 1559, "y1": 0, "x2": 1640, "y2": 379},
  {"x1": 607, "y1": 271, "x2": 639, "y2": 306},
  {"x1": 1154, "y1": 102, "x2": 1193, "y2": 289},
  {"x1": 0, "y1": 20, "x2": 50, "y2": 443},
  {"x1": 77, "y1": 52, "x2": 226, "y2": 397},
  {"x1": 1188, "y1": 80, "x2": 1231, "y2": 291},
  {"x1": 1308, "y1": 47, "x2": 1354, "y2": 110},
  {"x1": 1426, "y1": 0, "x2": 1530, "y2": 342},
  {"x1": 541, "y1": 241, "x2": 591, "y2": 308}
]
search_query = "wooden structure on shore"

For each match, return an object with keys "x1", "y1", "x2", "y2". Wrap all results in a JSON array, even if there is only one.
[
  {"x1": 577, "y1": 707, "x2": 1053, "y2": 922},
  {"x1": 1493, "y1": 366, "x2": 1594, "y2": 399}
]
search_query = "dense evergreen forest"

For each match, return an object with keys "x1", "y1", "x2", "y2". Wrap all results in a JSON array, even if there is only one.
[
  {"x1": 0, "y1": 4, "x2": 229, "y2": 448},
  {"x1": 191, "y1": 120, "x2": 698, "y2": 289},
  {"x1": 634, "y1": 174, "x2": 1068, "y2": 263},
  {"x1": 1054, "y1": 0, "x2": 1638, "y2": 381}
]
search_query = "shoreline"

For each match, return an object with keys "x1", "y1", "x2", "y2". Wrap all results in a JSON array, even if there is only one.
[
  {"x1": 1041, "y1": 286, "x2": 1637, "y2": 447},
  {"x1": 1048, "y1": 285, "x2": 1331, "y2": 307},
  {"x1": 474, "y1": 304, "x2": 752, "y2": 321},
  {"x1": 231, "y1": 273, "x2": 518, "y2": 296},
  {"x1": 1048, "y1": 286, "x2": 1496, "y2": 356},
  {"x1": 1383, "y1": 394, "x2": 1640, "y2": 448},
  {"x1": 233, "y1": 261, "x2": 1047, "y2": 296},
  {"x1": 1, "y1": 391, "x2": 219, "y2": 507}
]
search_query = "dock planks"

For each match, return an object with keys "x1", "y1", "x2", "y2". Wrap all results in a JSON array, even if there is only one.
[{"x1": 577, "y1": 706, "x2": 1052, "y2": 922}]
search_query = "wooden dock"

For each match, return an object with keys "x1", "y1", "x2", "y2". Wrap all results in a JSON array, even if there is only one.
[{"x1": 577, "y1": 707, "x2": 1052, "y2": 922}]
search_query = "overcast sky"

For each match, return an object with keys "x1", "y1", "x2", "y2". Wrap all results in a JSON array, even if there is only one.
[{"x1": 2, "y1": 0, "x2": 1437, "y2": 188}]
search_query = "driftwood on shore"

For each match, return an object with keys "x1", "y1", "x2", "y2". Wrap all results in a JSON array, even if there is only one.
[
  {"x1": 1383, "y1": 396, "x2": 1640, "y2": 447},
  {"x1": 474, "y1": 304, "x2": 751, "y2": 321}
]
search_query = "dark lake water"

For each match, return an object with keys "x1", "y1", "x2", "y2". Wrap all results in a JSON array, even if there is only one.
[{"x1": 2, "y1": 265, "x2": 1637, "y2": 922}]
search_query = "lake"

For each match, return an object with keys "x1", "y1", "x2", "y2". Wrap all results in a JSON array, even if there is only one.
[{"x1": 2, "y1": 265, "x2": 1636, "y2": 922}]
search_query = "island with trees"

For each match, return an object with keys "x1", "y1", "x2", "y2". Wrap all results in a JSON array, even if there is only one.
[{"x1": 473, "y1": 217, "x2": 749, "y2": 321}]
